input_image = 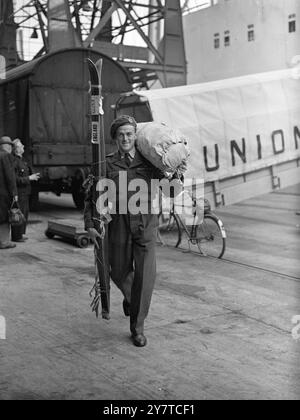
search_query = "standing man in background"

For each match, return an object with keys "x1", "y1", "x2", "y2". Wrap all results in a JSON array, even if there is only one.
[
  {"x1": 11, "y1": 139, "x2": 40, "y2": 243},
  {"x1": 0, "y1": 136, "x2": 18, "y2": 249}
]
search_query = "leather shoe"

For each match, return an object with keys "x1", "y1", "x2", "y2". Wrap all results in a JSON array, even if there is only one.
[
  {"x1": 123, "y1": 299, "x2": 130, "y2": 317},
  {"x1": 132, "y1": 333, "x2": 147, "y2": 347},
  {"x1": 0, "y1": 242, "x2": 16, "y2": 249},
  {"x1": 12, "y1": 238, "x2": 26, "y2": 243}
]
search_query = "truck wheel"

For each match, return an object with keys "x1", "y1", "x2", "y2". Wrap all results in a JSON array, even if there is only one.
[
  {"x1": 76, "y1": 235, "x2": 89, "y2": 248},
  {"x1": 45, "y1": 230, "x2": 55, "y2": 239},
  {"x1": 72, "y1": 189, "x2": 85, "y2": 210},
  {"x1": 72, "y1": 172, "x2": 85, "y2": 210}
]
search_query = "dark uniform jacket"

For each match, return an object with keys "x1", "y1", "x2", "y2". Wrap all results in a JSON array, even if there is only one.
[
  {"x1": 0, "y1": 151, "x2": 17, "y2": 223},
  {"x1": 84, "y1": 149, "x2": 164, "y2": 229},
  {"x1": 13, "y1": 155, "x2": 32, "y2": 196}
]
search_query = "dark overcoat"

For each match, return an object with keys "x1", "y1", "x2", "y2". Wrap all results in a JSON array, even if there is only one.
[
  {"x1": 13, "y1": 156, "x2": 32, "y2": 197},
  {"x1": 10, "y1": 155, "x2": 32, "y2": 240},
  {"x1": 0, "y1": 151, "x2": 17, "y2": 223}
]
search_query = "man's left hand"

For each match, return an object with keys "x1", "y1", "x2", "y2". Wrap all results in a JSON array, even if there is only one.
[{"x1": 87, "y1": 227, "x2": 105, "y2": 249}]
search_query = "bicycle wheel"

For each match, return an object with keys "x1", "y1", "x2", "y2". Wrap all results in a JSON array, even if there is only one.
[
  {"x1": 194, "y1": 214, "x2": 226, "y2": 258},
  {"x1": 157, "y1": 212, "x2": 181, "y2": 248}
]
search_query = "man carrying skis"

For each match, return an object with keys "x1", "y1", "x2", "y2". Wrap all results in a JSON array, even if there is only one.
[{"x1": 84, "y1": 115, "x2": 166, "y2": 348}]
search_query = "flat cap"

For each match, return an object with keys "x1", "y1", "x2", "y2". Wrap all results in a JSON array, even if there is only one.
[
  {"x1": 0, "y1": 136, "x2": 13, "y2": 146},
  {"x1": 12, "y1": 138, "x2": 22, "y2": 146},
  {"x1": 110, "y1": 115, "x2": 137, "y2": 139}
]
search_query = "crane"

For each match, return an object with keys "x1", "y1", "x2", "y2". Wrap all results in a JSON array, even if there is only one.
[{"x1": 0, "y1": 0, "x2": 210, "y2": 88}]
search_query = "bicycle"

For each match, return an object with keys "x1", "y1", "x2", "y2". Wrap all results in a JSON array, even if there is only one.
[{"x1": 157, "y1": 194, "x2": 227, "y2": 259}]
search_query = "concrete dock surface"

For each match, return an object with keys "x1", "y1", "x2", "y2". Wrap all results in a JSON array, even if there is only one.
[{"x1": 0, "y1": 185, "x2": 299, "y2": 400}]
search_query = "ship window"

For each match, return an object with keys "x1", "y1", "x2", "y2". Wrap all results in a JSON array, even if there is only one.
[
  {"x1": 247, "y1": 24, "x2": 255, "y2": 41},
  {"x1": 289, "y1": 14, "x2": 296, "y2": 32},
  {"x1": 289, "y1": 20, "x2": 296, "y2": 32},
  {"x1": 248, "y1": 29, "x2": 255, "y2": 41},
  {"x1": 214, "y1": 33, "x2": 220, "y2": 49},
  {"x1": 224, "y1": 30, "x2": 230, "y2": 47}
]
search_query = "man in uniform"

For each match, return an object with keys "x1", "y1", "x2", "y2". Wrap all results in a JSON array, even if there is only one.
[
  {"x1": 84, "y1": 115, "x2": 166, "y2": 347},
  {"x1": 0, "y1": 136, "x2": 18, "y2": 249}
]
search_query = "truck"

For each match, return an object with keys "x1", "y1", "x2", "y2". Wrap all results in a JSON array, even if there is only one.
[{"x1": 0, "y1": 48, "x2": 132, "y2": 209}]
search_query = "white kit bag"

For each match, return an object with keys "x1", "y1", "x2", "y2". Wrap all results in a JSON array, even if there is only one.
[{"x1": 136, "y1": 122, "x2": 190, "y2": 178}]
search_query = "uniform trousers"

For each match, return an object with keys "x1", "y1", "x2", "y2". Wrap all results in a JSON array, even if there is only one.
[{"x1": 109, "y1": 213, "x2": 158, "y2": 336}]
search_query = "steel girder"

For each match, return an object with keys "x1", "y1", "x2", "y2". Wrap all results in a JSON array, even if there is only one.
[
  {"x1": 0, "y1": 0, "x2": 18, "y2": 69},
  {"x1": 7, "y1": 0, "x2": 187, "y2": 88}
]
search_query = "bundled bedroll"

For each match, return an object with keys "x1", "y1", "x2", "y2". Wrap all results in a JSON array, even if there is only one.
[{"x1": 136, "y1": 122, "x2": 190, "y2": 178}]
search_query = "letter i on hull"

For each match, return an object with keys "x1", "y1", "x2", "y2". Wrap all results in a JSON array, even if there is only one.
[{"x1": 0, "y1": 316, "x2": 6, "y2": 339}]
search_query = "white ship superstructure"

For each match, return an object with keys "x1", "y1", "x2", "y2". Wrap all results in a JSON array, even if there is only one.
[{"x1": 183, "y1": 0, "x2": 300, "y2": 83}]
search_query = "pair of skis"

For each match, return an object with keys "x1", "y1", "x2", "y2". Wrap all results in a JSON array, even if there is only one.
[{"x1": 87, "y1": 58, "x2": 110, "y2": 320}]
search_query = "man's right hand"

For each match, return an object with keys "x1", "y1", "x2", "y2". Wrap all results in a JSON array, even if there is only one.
[
  {"x1": 29, "y1": 173, "x2": 40, "y2": 182},
  {"x1": 87, "y1": 227, "x2": 105, "y2": 248}
]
